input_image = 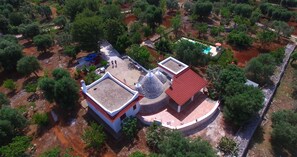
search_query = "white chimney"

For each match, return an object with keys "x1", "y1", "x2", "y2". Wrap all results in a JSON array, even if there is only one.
[{"x1": 81, "y1": 80, "x2": 87, "y2": 93}]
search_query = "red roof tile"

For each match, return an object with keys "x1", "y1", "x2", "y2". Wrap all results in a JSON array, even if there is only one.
[{"x1": 165, "y1": 68, "x2": 207, "y2": 106}]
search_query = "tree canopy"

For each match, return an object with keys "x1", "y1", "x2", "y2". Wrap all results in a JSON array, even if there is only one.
[
  {"x1": 127, "y1": 45, "x2": 151, "y2": 69},
  {"x1": 72, "y1": 15, "x2": 104, "y2": 51},
  {"x1": 0, "y1": 36, "x2": 23, "y2": 71},
  {"x1": 223, "y1": 82, "x2": 264, "y2": 125},
  {"x1": 227, "y1": 31, "x2": 253, "y2": 49},
  {"x1": 33, "y1": 34, "x2": 53, "y2": 53},
  {"x1": 16, "y1": 56, "x2": 41, "y2": 77},
  {"x1": 0, "y1": 93, "x2": 9, "y2": 109},
  {"x1": 193, "y1": 2, "x2": 212, "y2": 19},
  {"x1": 82, "y1": 122, "x2": 106, "y2": 149},
  {"x1": 174, "y1": 40, "x2": 209, "y2": 66},
  {"x1": 214, "y1": 64, "x2": 246, "y2": 96},
  {"x1": 271, "y1": 110, "x2": 297, "y2": 155},
  {"x1": 0, "y1": 107, "x2": 27, "y2": 146},
  {"x1": 245, "y1": 54, "x2": 276, "y2": 86},
  {"x1": 38, "y1": 68, "x2": 79, "y2": 108},
  {"x1": 0, "y1": 136, "x2": 31, "y2": 157}
]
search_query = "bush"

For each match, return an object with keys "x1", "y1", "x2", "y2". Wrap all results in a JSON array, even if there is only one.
[
  {"x1": 85, "y1": 72, "x2": 101, "y2": 85},
  {"x1": 40, "y1": 147, "x2": 60, "y2": 157},
  {"x1": 245, "y1": 54, "x2": 276, "y2": 86},
  {"x1": 129, "y1": 151, "x2": 146, "y2": 157},
  {"x1": 52, "y1": 68, "x2": 70, "y2": 80},
  {"x1": 122, "y1": 117, "x2": 138, "y2": 139},
  {"x1": 227, "y1": 31, "x2": 253, "y2": 49},
  {"x1": 82, "y1": 122, "x2": 106, "y2": 149},
  {"x1": 218, "y1": 136, "x2": 237, "y2": 155},
  {"x1": 32, "y1": 113, "x2": 49, "y2": 127},
  {"x1": 0, "y1": 93, "x2": 10, "y2": 108},
  {"x1": 271, "y1": 110, "x2": 297, "y2": 155},
  {"x1": 63, "y1": 45, "x2": 77, "y2": 58},
  {"x1": 146, "y1": 122, "x2": 167, "y2": 151},
  {"x1": 3, "y1": 79, "x2": 16, "y2": 90},
  {"x1": 0, "y1": 136, "x2": 31, "y2": 157},
  {"x1": 100, "y1": 60, "x2": 108, "y2": 67},
  {"x1": 24, "y1": 82, "x2": 38, "y2": 93},
  {"x1": 270, "y1": 48, "x2": 285, "y2": 65}
]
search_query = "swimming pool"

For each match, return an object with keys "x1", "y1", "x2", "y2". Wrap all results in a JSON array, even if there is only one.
[{"x1": 203, "y1": 47, "x2": 211, "y2": 54}]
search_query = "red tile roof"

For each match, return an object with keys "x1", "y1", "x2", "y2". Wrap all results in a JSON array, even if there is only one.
[
  {"x1": 165, "y1": 68, "x2": 208, "y2": 106},
  {"x1": 82, "y1": 91, "x2": 144, "y2": 122}
]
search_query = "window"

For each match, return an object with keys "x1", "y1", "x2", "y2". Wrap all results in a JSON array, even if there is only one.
[
  {"x1": 120, "y1": 113, "x2": 126, "y2": 121},
  {"x1": 133, "y1": 105, "x2": 137, "y2": 110}
]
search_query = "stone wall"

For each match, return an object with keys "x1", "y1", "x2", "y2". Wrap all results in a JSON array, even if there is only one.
[{"x1": 235, "y1": 43, "x2": 296, "y2": 157}]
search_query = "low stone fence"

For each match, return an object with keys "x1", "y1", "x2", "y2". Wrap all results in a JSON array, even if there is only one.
[
  {"x1": 138, "y1": 101, "x2": 220, "y2": 133},
  {"x1": 235, "y1": 43, "x2": 296, "y2": 157}
]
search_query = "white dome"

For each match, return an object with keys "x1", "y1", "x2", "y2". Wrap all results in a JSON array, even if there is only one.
[
  {"x1": 155, "y1": 69, "x2": 167, "y2": 84},
  {"x1": 140, "y1": 71, "x2": 164, "y2": 99}
]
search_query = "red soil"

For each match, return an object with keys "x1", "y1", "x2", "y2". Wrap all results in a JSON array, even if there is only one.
[
  {"x1": 124, "y1": 14, "x2": 137, "y2": 25},
  {"x1": 162, "y1": 15, "x2": 172, "y2": 28},
  {"x1": 288, "y1": 21, "x2": 297, "y2": 36},
  {"x1": 224, "y1": 41, "x2": 286, "y2": 67}
]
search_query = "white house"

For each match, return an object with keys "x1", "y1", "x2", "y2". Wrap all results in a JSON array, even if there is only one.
[{"x1": 81, "y1": 72, "x2": 143, "y2": 133}]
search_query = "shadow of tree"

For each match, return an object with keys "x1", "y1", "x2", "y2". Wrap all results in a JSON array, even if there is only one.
[{"x1": 248, "y1": 126, "x2": 264, "y2": 149}]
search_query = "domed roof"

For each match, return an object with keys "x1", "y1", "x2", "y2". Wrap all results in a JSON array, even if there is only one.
[
  {"x1": 155, "y1": 69, "x2": 167, "y2": 84},
  {"x1": 140, "y1": 71, "x2": 164, "y2": 99},
  {"x1": 135, "y1": 83, "x2": 143, "y2": 94}
]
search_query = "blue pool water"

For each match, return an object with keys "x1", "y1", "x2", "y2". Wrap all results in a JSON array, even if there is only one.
[{"x1": 203, "y1": 47, "x2": 211, "y2": 54}]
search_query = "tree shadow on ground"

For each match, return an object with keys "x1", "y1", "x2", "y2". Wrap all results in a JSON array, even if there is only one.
[
  {"x1": 248, "y1": 126, "x2": 264, "y2": 149},
  {"x1": 271, "y1": 139, "x2": 296, "y2": 157},
  {"x1": 37, "y1": 51, "x2": 54, "y2": 60}
]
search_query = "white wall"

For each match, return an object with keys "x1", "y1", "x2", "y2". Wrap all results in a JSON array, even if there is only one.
[
  {"x1": 158, "y1": 67, "x2": 174, "y2": 78},
  {"x1": 87, "y1": 101, "x2": 141, "y2": 133}
]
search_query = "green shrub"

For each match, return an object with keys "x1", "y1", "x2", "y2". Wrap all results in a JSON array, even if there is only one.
[
  {"x1": 40, "y1": 147, "x2": 60, "y2": 157},
  {"x1": 122, "y1": 117, "x2": 138, "y2": 140},
  {"x1": 63, "y1": 45, "x2": 77, "y2": 58},
  {"x1": 218, "y1": 136, "x2": 237, "y2": 155},
  {"x1": 82, "y1": 122, "x2": 106, "y2": 149},
  {"x1": 271, "y1": 48, "x2": 285, "y2": 65},
  {"x1": 24, "y1": 82, "x2": 38, "y2": 93},
  {"x1": 100, "y1": 60, "x2": 108, "y2": 67},
  {"x1": 32, "y1": 112, "x2": 49, "y2": 126},
  {"x1": 0, "y1": 93, "x2": 10, "y2": 108},
  {"x1": 3, "y1": 79, "x2": 16, "y2": 90},
  {"x1": 0, "y1": 136, "x2": 31, "y2": 157},
  {"x1": 85, "y1": 72, "x2": 101, "y2": 85},
  {"x1": 129, "y1": 151, "x2": 146, "y2": 157},
  {"x1": 88, "y1": 65, "x2": 97, "y2": 72}
]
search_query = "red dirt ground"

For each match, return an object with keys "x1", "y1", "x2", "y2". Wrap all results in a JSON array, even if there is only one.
[
  {"x1": 288, "y1": 21, "x2": 297, "y2": 36},
  {"x1": 162, "y1": 15, "x2": 172, "y2": 28},
  {"x1": 223, "y1": 41, "x2": 287, "y2": 67},
  {"x1": 145, "y1": 46, "x2": 164, "y2": 66},
  {"x1": 124, "y1": 14, "x2": 137, "y2": 25}
]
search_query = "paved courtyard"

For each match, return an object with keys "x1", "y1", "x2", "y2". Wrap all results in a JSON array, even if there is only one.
[
  {"x1": 100, "y1": 41, "x2": 145, "y2": 89},
  {"x1": 139, "y1": 94, "x2": 217, "y2": 127}
]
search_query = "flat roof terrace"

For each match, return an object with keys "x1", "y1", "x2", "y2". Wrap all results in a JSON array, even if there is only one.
[
  {"x1": 158, "y1": 57, "x2": 188, "y2": 75},
  {"x1": 88, "y1": 78, "x2": 134, "y2": 111}
]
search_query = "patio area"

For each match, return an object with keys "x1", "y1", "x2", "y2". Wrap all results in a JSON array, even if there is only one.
[
  {"x1": 138, "y1": 94, "x2": 219, "y2": 130},
  {"x1": 99, "y1": 41, "x2": 145, "y2": 89}
]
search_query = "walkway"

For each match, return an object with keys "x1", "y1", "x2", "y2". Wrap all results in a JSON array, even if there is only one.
[{"x1": 139, "y1": 94, "x2": 217, "y2": 128}]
